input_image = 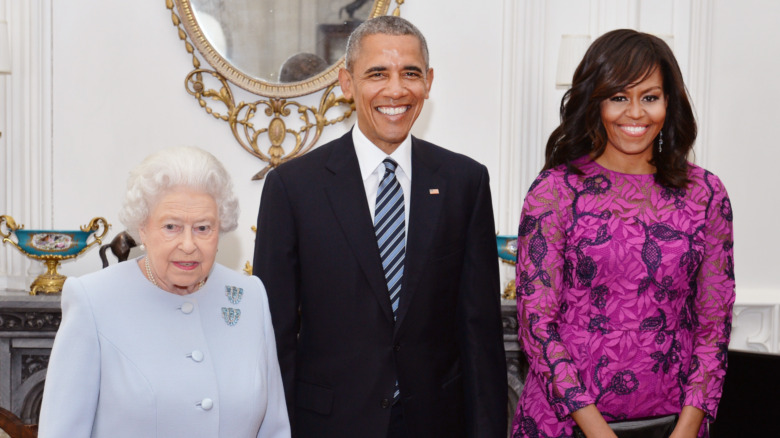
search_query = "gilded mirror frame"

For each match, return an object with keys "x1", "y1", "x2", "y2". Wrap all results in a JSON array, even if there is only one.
[{"x1": 165, "y1": 0, "x2": 406, "y2": 180}]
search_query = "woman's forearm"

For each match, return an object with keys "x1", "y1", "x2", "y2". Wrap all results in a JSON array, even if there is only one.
[
  {"x1": 570, "y1": 404, "x2": 618, "y2": 438},
  {"x1": 669, "y1": 405, "x2": 705, "y2": 438}
]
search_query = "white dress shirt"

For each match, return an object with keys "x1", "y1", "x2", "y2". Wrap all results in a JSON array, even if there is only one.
[{"x1": 352, "y1": 123, "x2": 412, "y2": 235}]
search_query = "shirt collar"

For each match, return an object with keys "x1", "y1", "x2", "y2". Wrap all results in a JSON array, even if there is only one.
[{"x1": 352, "y1": 123, "x2": 412, "y2": 182}]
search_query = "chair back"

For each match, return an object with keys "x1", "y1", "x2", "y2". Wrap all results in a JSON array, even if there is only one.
[{"x1": 0, "y1": 407, "x2": 37, "y2": 438}]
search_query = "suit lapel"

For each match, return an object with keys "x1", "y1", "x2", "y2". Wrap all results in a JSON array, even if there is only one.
[
  {"x1": 323, "y1": 135, "x2": 395, "y2": 324},
  {"x1": 395, "y1": 138, "x2": 446, "y2": 330}
]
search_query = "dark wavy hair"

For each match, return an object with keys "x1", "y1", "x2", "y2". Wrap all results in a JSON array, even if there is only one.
[{"x1": 544, "y1": 29, "x2": 696, "y2": 188}]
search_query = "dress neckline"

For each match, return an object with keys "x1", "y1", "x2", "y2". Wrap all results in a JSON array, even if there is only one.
[{"x1": 582, "y1": 157, "x2": 657, "y2": 180}]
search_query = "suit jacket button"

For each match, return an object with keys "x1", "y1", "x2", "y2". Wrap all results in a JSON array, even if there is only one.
[
  {"x1": 393, "y1": 344, "x2": 401, "y2": 352},
  {"x1": 380, "y1": 398, "x2": 391, "y2": 409}
]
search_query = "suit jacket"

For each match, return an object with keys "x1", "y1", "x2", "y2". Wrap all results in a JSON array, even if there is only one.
[
  {"x1": 38, "y1": 260, "x2": 290, "y2": 438},
  {"x1": 253, "y1": 132, "x2": 507, "y2": 438}
]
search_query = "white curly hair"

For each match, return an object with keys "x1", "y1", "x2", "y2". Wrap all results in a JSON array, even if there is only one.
[{"x1": 118, "y1": 146, "x2": 239, "y2": 236}]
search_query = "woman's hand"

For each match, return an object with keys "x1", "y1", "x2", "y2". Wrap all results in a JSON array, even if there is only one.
[
  {"x1": 669, "y1": 405, "x2": 705, "y2": 438},
  {"x1": 570, "y1": 404, "x2": 619, "y2": 438}
]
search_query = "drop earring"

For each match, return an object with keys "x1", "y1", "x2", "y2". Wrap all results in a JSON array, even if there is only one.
[{"x1": 658, "y1": 131, "x2": 664, "y2": 154}]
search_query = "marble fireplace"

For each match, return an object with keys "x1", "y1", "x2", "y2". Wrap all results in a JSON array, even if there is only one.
[{"x1": 0, "y1": 292, "x2": 60, "y2": 425}]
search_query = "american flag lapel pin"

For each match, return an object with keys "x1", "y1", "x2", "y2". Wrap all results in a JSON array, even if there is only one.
[{"x1": 429, "y1": 188, "x2": 440, "y2": 195}]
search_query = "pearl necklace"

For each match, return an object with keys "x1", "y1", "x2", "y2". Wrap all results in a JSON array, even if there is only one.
[
  {"x1": 144, "y1": 255, "x2": 158, "y2": 287},
  {"x1": 144, "y1": 256, "x2": 206, "y2": 291}
]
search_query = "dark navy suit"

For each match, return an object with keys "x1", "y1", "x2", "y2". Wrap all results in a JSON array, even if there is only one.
[{"x1": 254, "y1": 131, "x2": 507, "y2": 437}]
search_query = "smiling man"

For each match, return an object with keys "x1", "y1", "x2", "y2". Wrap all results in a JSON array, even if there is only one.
[{"x1": 253, "y1": 16, "x2": 507, "y2": 438}]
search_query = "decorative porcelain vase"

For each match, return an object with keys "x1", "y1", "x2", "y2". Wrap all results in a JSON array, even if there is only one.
[
  {"x1": 496, "y1": 235, "x2": 518, "y2": 299},
  {"x1": 1, "y1": 215, "x2": 109, "y2": 295}
]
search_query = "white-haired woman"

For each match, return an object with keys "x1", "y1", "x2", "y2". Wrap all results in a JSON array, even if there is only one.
[{"x1": 38, "y1": 146, "x2": 290, "y2": 438}]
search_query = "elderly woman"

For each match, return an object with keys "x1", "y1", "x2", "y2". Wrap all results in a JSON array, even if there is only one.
[
  {"x1": 38, "y1": 147, "x2": 290, "y2": 437},
  {"x1": 512, "y1": 30, "x2": 735, "y2": 438}
]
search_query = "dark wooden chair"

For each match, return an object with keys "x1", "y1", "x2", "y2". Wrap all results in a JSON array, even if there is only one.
[{"x1": 0, "y1": 407, "x2": 37, "y2": 438}]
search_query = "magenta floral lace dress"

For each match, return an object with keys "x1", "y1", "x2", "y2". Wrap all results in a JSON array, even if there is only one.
[{"x1": 511, "y1": 158, "x2": 735, "y2": 438}]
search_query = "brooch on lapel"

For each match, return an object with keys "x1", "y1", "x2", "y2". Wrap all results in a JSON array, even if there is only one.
[
  {"x1": 222, "y1": 307, "x2": 241, "y2": 326},
  {"x1": 222, "y1": 285, "x2": 243, "y2": 326},
  {"x1": 226, "y1": 285, "x2": 244, "y2": 304}
]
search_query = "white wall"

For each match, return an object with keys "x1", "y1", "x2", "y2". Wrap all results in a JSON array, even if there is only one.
[
  {"x1": 1, "y1": 0, "x2": 779, "y2": 349},
  {"x1": 709, "y1": 0, "x2": 780, "y2": 293},
  {"x1": 2, "y1": 0, "x2": 506, "y2": 283},
  {"x1": 707, "y1": 0, "x2": 780, "y2": 352}
]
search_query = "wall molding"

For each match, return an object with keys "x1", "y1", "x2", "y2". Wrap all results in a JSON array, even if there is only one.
[
  {"x1": 732, "y1": 306, "x2": 777, "y2": 353},
  {"x1": 497, "y1": 0, "x2": 546, "y2": 292},
  {"x1": 589, "y1": 0, "x2": 641, "y2": 36},
  {"x1": 731, "y1": 289, "x2": 780, "y2": 354},
  {"x1": 0, "y1": 0, "x2": 53, "y2": 290},
  {"x1": 686, "y1": 0, "x2": 713, "y2": 168},
  {"x1": 497, "y1": 0, "x2": 545, "y2": 236}
]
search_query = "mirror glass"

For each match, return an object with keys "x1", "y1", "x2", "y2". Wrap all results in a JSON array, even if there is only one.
[{"x1": 190, "y1": 0, "x2": 374, "y2": 84}]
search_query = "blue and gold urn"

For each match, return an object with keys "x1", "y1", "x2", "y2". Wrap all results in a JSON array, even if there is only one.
[
  {"x1": 496, "y1": 235, "x2": 518, "y2": 299},
  {"x1": 1, "y1": 215, "x2": 109, "y2": 295}
]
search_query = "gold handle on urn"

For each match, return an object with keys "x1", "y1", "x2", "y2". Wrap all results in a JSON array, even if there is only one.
[{"x1": 0, "y1": 215, "x2": 111, "y2": 295}]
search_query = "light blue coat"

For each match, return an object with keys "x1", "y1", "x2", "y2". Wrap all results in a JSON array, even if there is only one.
[{"x1": 38, "y1": 259, "x2": 290, "y2": 437}]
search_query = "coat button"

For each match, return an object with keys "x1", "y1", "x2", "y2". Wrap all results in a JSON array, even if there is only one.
[
  {"x1": 380, "y1": 398, "x2": 391, "y2": 409},
  {"x1": 188, "y1": 350, "x2": 204, "y2": 362},
  {"x1": 181, "y1": 302, "x2": 194, "y2": 314},
  {"x1": 198, "y1": 398, "x2": 213, "y2": 410},
  {"x1": 393, "y1": 344, "x2": 401, "y2": 352}
]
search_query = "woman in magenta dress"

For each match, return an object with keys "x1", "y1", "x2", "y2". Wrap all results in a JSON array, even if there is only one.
[{"x1": 511, "y1": 29, "x2": 735, "y2": 438}]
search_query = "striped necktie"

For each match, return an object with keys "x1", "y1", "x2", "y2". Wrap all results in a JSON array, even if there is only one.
[
  {"x1": 374, "y1": 158, "x2": 405, "y2": 322},
  {"x1": 374, "y1": 158, "x2": 405, "y2": 402}
]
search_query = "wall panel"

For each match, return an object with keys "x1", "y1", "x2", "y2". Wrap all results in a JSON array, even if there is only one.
[{"x1": 0, "y1": 0, "x2": 777, "y2": 351}]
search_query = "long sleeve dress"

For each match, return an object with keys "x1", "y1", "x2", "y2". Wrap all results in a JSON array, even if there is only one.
[{"x1": 511, "y1": 158, "x2": 735, "y2": 438}]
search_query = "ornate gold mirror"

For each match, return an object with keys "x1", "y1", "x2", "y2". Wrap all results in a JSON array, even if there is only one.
[{"x1": 166, "y1": 0, "x2": 405, "y2": 179}]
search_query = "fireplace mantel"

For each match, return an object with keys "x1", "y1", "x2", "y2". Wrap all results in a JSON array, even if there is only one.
[{"x1": 0, "y1": 290, "x2": 61, "y2": 425}]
